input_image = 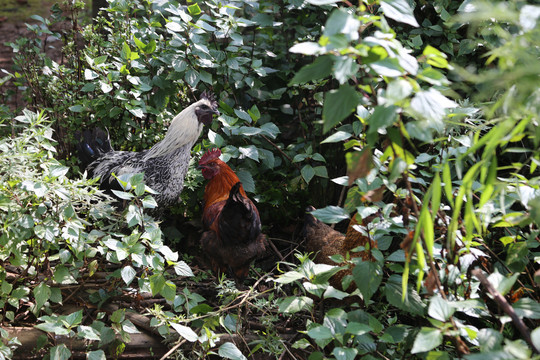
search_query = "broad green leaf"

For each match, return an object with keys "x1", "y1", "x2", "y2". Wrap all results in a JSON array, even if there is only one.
[
  {"x1": 321, "y1": 131, "x2": 352, "y2": 144},
  {"x1": 332, "y1": 347, "x2": 358, "y2": 360},
  {"x1": 477, "y1": 328, "x2": 503, "y2": 352},
  {"x1": 385, "y1": 275, "x2": 426, "y2": 315},
  {"x1": 353, "y1": 260, "x2": 383, "y2": 302},
  {"x1": 301, "y1": 164, "x2": 315, "y2": 184},
  {"x1": 370, "y1": 58, "x2": 405, "y2": 77},
  {"x1": 513, "y1": 298, "x2": 540, "y2": 319},
  {"x1": 236, "y1": 170, "x2": 255, "y2": 193},
  {"x1": 531, "y1": 327, "x2": 540, "y2": 354},
  {"x1": 69, "y1": 105, "x2": 84, "y2": 113},
  {"x1": 174, "y1": 261, "x2": 194, "y2": 277},
  {"x1": 33, "y1": 283, "x2": 51, "y2": 313},
  {"x1": 170, "y1": 322, "x2": 198, "y2": 342},
  {"x1": 165, "y1": 21, "x2": 183, "y2": 33},
  {"x1": 411, "y1": 328, "x2": 442, "y2": 354},
  {"x1": 78, "y1": 325, "x2": 102, "y2": 341},
  {"x1": 324, "y1": 8, "x2": 360, "y2": 41},
  {"x1": 367, "y1": 105, "x2": 399, "y2": 135},
  {"x1": 311, "y1": 206, "x2": 350, "y2": 224},
  {"x1": 149, "y1": 274, "x2": 166, "y2": 296},
  {"x1": 87, "y1": 350, "x2": 106, "y2": 360},
  {"x1": 160, "y1": 281, "x2": 176, "y2": 302},
  {"x1": 218, "y1": 342, "x2": 247, "y2": 360},
  {"x1": 428, "y1": 295, "x2": 454, "y2": 322},
  {"x1": 275, "y1": 271, "x2": 305, "y2": 284},
  {"x1": 381, "y1": 0, "x2": 419, "y2": 27},
  {"x1": 121, "y1": 266, "x2": 136, "y2": 285},
  {"x1": 289, "y1": 42, "x2": 321, "y2": 55},
  {"x1": 277, "y1": 296, "x2": 313, "y2": 314},
  {"x1": 187, "y1": 3, "x2": 201, "y2": 15},
  {"x1": 65, "y1": 310, "x2": 83, "y2": 327},
  {"x1": 334, "y1": 56, "x2": 359, "y2": 84},
  {"x1": 290, "y1": 55, "x2": 334, "y2": 85},
  {"x1": 50, "y1": 344, "x2": 71, "y2": 360},
  {"x1": 120, "y1": 42, "x2": 131, "y2": 61},
  {"x1": 306, "y1": 0, "x2": 341, "y2": 4},
  {"x1": 322, "y1": 85, "x2": 361, "y2": 133},
  {"x1": 307, "y1": 324, "x2": 334, "y2": 340},
  {"x1": 409, "y1": 89, "x2": 457, "y2": 124}
]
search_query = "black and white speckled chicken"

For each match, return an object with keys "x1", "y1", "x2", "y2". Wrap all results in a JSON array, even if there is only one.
[{"x1": 77, "y1": 92, "x2": 219, "y2": 210}]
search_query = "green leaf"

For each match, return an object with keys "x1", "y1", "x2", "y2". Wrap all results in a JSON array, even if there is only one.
[
  {"x1": 290, "y1": 55, "x2": 334, "y2": 85},
  {"x1": 121, "y1": 266, "x2": 136, "y2": 285},
  {"x1": 301, "y1": 164, "x2": 315, "y2": 184},
  {"x1": 380, "y1": 0, "x2": 420, "y2": 27},
  {"x1": 324, "y1": 8, "x2": 360, "y2": 40},
  {"x1": 65, "y1": 310, "x2": 83, "y2": 327},
  {"x1": 236, "y1": 170, "x2": 255, "y2": 193},
  {"x1": 69, "y1": 105, "x2": 85, "y2": 113},
  {"x1": 275, "y1": 271, "x2": 305, "y2": 284},
  {"x1": 87, "y1": 350, "x2": 106, "y2": 360},
  {"x1": 334, "y1": 56, "x2": 360, "y2": 84},
  {"x1": 170, "y1": 322, "x2": 198, "y2": 342},
  {"x1": 187, "y1": 3, "x2": 201, "y2": 15},
  {"x1": 305, "y1": 0, "x2": 341, "y2": 4},
  {"x1": 353, "y1": 260, "x2": 383, "y2": 302},
  {"x1": 311, "y1": 206, "x2": 350, "y2": 224},
  {"x1": 513, "y1": 298, "x2": 540, "y2": 319},
  {"x1": 385, "y1": 275, "x2": 426, "y2": 315},
  {"x1": 78, "y1": 325, "x2": 102, "y2": 341},
  {"x1": 321, "y1": 131, "x2": 352, "y2": 144},
  {"x1": 160, "y1": 281, "x2": 176, "y2": 302},
  {"x1": 174, "y1": 261, "x2": 194, "y2": 277},
  {"x1": 428, "y1": 295, "x2": 454, "y2": 322},
  {"x1": 111, "y1": 309, "x2": 125, "y2": 323},
  {"x1": 477, "y1": 328, "x2": 503, "y2": 352},
  {"x1": 332, "y1": 347, "x2": 358, "y2": 360},
  {"x1": 277, "y1": 296, "x2": 313, "y2": 314},
  {"x1": 289, "y1": 42, "x2": 321, "y2": 55},
  {"x1": 218, "y1": 342, "x2": 247, "y2": 360},
  {"x1": 149, "y1": 274, "x2": 166, "y2": 296},
  {"x1": 307, "y1": 324, "x2": 334, "y2": 340},
  {"x1": 531, "y1": 327, "x2": 540, "y2": 354},
  {"x1": 322, "y1": 85, "x2": 361, "y2": 133},
  {"x1": 33, "y1": 283, "x2": 51, "y2": 313},
  {"x1": 409, "y1": 89, "x2": 457, "y2": 124},
  {"x1": 411, "y1": 328, "x2": 442, "y2": 354},
  {"x1": 367, "y1": 105, "x2": 399, "y2": 135},
  {"x1": 50, "y1": 344, "x2": 71, "y2": 360},
  {"x1": 121, "y1": 42, "x2": 131, "y2": 61}
]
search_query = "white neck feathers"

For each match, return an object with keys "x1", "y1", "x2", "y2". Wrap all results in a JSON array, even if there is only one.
[{"x1": 144, "y1": 99, "x2": 209, "y2": 159}]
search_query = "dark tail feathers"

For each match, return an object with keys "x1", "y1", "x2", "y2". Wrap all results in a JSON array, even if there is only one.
[{"x1": 76, "y1": 128, "x2": 113, "y2": 170}]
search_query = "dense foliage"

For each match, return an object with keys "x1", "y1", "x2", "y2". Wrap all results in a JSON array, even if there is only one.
[{"x1": 1, "y1": 0, "x2": 539, "y2": 359}]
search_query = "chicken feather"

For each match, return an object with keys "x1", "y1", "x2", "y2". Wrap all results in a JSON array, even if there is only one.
[
  {"x1": 198, "y1": 149, "x2": 266, "y2": 280},
  {"x1": 77, "y1": 92, "x2": 218, "y2": 211}
]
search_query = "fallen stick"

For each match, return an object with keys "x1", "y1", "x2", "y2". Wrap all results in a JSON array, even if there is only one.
[{"x1": 5, "y1": 326, "x2": 166, "y2": 359}]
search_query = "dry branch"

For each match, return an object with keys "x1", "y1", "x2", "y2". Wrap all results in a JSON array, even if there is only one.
[
  {"x1": 472, "y1": 269, "x2": 539, "y2": 354},
  {"x1": 6, "y1": 326, "x2": 166, "y2": 359}
]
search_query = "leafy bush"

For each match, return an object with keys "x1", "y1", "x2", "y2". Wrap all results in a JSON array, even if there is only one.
[{"x1": 1, "y1": 0, "x2": 540, "y2": 359}]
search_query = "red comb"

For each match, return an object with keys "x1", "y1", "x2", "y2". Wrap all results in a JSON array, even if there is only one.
[{"x1": 199, "y1": 148, "x2": 222, "y2": 165}]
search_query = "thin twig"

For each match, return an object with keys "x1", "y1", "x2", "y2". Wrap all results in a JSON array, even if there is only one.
[{"x1": 159, "y1": 339, "x2": 186, "y2": 360}]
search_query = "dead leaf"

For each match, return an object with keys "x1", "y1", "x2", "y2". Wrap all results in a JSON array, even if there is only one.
[
  {"x1": 362, "y1": 186, "x2": 385, "y2": 202},
  {"x1": 346, "y1": 147, "x2": 373, "y2": 186}
]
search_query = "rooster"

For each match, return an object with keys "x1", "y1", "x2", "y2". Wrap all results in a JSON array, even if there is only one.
[
  {"x1": 77, "y1": 92, "x2": 219, "y2": 210},
  {"x1": 198, "y1": 148, "x2": 267, "y2": 280}
]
